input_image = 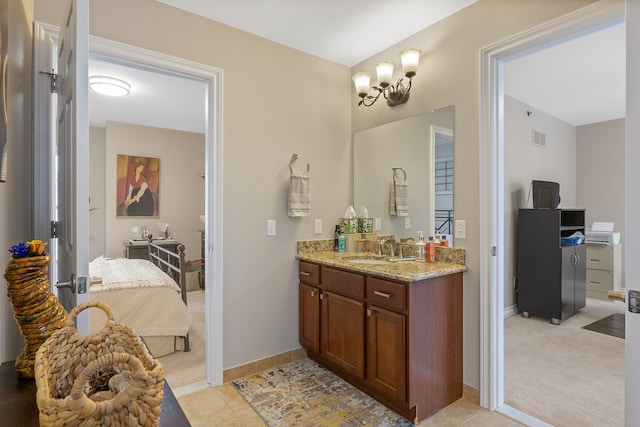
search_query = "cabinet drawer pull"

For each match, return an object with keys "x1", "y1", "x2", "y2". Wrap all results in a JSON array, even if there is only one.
[
  {"x1": 589, "y1": 259, "x2": 601, "y2": 263},
  {"x1": 374, "y1": 290, "x2": 392, "y2": 298},
  {"x1": 300, "y1": 271, "x2": 311, "y2": 276},
  {"x1": 589, "y1": 281, "x2": 601, "y2": 286}
]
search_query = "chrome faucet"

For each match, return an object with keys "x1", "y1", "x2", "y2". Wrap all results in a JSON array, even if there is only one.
[{"x1": 377, "y1": 238, "x2": 395, "y2": 257}]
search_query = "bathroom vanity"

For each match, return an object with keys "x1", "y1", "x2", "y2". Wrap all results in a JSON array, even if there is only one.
[{"x1": 297, "y1": 248, "x2": 466, "y2": 423}]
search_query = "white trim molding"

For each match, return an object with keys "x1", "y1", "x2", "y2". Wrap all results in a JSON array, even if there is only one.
[
  {"x1": 479, "y1": 0, "x2": 624, "y2": 421},
  {"x1": 89, "y1": 35, "x2": 225, "y2": 387}
]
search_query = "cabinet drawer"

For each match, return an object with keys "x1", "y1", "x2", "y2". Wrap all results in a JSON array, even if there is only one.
[
  {"x1": 322, "y1": 267, "x2": 365, "y2": 299},
  {"x1": 367, "y1": 277, "x2": 406, "y2": 311},
  {"x1": 586, "y1": 269, "x2": 613, "y2": 293},
  {"x1": 299, "y1": 261, "x2": 320, "y2": 285},
  {"x1": 586, "y1": 245, "x2": 613, "y2": 270}
]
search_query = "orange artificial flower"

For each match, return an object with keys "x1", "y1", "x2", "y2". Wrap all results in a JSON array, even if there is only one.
[{"x1": 26, "y1": 240, "x2": 48, "y2": 256}]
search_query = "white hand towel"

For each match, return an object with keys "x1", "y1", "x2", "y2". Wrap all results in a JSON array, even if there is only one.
[
  {"x1": 389, "y1": 182, "x2": 397, "y2": 215},
  {"x1": 394, "y1": 179, "x2": 409, "y2": 216},
  {"x1": 288, "y1": 172, "x2": 310, "y2": 217}
]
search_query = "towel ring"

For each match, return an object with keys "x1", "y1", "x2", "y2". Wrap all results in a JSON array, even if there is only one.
[
  {"x1": 290, "y1": 153, "x2": 310, "y2": 175},
  {"x1": 392, "y1": 167, "x2": 406, "y2": 181}
]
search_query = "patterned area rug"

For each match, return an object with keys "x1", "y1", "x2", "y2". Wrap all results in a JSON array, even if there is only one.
[{"x1": 231, "y1": 358, "x2": 414, "y2": 427}]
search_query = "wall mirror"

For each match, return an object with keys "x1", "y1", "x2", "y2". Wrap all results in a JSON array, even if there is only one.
[{"x1": 353, "y1": 105, "x2": 454, "y2": 243}]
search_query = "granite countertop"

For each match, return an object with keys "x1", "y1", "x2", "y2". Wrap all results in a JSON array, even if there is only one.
[{"x1": 297, "y1": 251, "x2": 467, "y2": 282}]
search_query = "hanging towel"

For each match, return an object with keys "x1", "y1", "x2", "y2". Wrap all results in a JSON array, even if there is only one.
[
  {"x1": 389, "y1": 182, "x2": 397, "y2": 216},
  {"x1": 393, "y1": 179, "x2": 409, "y2": 216},
  {"x1": 288, "y1": 172, "x2": 311, "y2": 217}
]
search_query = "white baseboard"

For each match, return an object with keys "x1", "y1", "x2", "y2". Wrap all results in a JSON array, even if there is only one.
[{"x1": 503, "y1": 304, "x2": 518, "y2": 319}]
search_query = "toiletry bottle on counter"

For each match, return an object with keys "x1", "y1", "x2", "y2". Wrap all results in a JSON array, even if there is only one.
[
  {"x1": 434, "y1": 234, "x2": 441, "y2": 246},
  {"x1": 334, "y1": 225, "x2": 341, "y2": 251},
  {"x1": 338, "y1": 232, "x2": 346, "y2": 253},
  {"x1": 415, "y1": 231, "x2": 426, "y2": 262},
  {"x1": 441, "y1": 235, "x2": 448, "y2": 247},
  {"x1": 426, "y1": 236, "x2": 436, "y2": 263}
]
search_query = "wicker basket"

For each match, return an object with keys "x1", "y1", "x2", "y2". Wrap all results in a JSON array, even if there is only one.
[{"x1": 34, "y1": 301, "x2": 165, "y2": 426}]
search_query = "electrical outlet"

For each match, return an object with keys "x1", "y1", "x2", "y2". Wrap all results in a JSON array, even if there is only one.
[
  {"x1": 404, "y1": 217, "x2": 411, "y2": 229},
  {"x1": 314, "y1": 219, "x2": 322, "y2": 234},
  {"x1": 267, "y1": 220, "x2": 276, "y2": 236},
  {"x1": 374, "y1": 218, "x2": 381, "y2": 231},
  {"x1": 455, "y1": 220, "x2": 466, "y2": 239}
]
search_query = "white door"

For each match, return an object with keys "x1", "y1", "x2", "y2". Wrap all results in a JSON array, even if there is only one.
[
  {"x1": 626, "y1": 1, "x2": 640, "y2": 424},
  {"x1": 54, "y1": 0, "x2": 90, "y2": 333}
]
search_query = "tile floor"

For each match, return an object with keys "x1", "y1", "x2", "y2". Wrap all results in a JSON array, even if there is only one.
[{"x1": 177, "y1": 382, "x2": 525, "y2": 427}]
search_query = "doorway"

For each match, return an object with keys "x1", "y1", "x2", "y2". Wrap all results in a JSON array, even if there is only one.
[
  {"x1": 33, "y1": 25, "x2": 224, "y2": 387},
  {"x1": 479, "y1": 0, "x2": 625, "y2": 424}
]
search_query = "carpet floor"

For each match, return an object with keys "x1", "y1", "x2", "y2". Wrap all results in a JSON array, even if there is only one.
[
  {"x1": 159, "y1": 290, "x2": 205, "y2": 388},
  {"x1": 505, "y1": 298, "x2": 625, "y2": 427},
  {"x1": 231, "y1": 358, "x2": 414, "y2": 427}
]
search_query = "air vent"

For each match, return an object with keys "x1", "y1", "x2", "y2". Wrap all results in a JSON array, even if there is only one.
[{"x1": 532, "y1": 129, "x2": 546, "y2": 148}]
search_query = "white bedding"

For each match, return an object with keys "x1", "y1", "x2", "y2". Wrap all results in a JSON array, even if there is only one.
[
  {"x1": 89, "y1": 255, "x2": 180, "y2": 293},
  {"x1": 88, "y1": 256, "x2": 192, "y2": 357}
]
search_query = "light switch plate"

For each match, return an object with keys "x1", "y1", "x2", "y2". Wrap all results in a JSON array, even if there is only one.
[
  {"x1": 267, "y1": 220, "x2": 276, "y2": 236},
  {"x1": 314, "y1": 219, "x2": 322, "y2": 234},
  {"x1": 405, "y1": 217, "x2": 411, "y2": 229},
  {"x1": 455, "y1": 220, "x2": 466, "y2": 239},
  {"x1": 374, "y1": 218, "x2": 381, "y2": 231}
]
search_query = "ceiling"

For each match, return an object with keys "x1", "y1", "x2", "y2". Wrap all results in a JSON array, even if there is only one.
[{"x1": 88, "y1": 1, "x2": 625, "y2": 133}]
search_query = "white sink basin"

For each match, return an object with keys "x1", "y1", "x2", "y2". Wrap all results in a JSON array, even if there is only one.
[{"x1": 344, "y1": 257, "x2": 390, "y2": 265}]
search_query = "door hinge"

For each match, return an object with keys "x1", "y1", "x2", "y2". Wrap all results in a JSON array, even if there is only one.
[
  {"x1": 50, "y1": 220, "x2": 58, "y2": 238},
  {"x1": 492, "y1": 246, "x2": 497, "y2": 256},
  {"x1": 39, "y1": 69, "x2": 60, "y2": 93}
]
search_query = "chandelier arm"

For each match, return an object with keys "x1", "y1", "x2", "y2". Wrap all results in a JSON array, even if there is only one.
[
  {"x1": 359, "y1": 88, "x2": 383, "y2": 107},
  {"x1": 396, "y1": 77, "x2": 413, "y2": 93}
]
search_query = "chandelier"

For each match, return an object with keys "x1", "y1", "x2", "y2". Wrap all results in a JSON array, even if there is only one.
[{"x1": 352, "y1": 48, "x2": 421, "y2": 107}]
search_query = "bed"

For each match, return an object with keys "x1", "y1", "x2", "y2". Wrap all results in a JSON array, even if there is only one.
[{"x1": 88, "y1": 240, "x2": 192, "y2": 357}]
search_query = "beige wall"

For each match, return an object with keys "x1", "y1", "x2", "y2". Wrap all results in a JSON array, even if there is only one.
[
  {"x1": 577, "y1": 119, "x2": 626, "y2": 285},
  {"x1": 1, "y1": 0, "x2": 34, "y2": 362},
  {"x1": 504, "y1": 95, "x2": 578, "y2": 311},
  {"x1": 34, "y1": 0, "x2": 353, "y2": 370},
  {"x1": 350, "y1": 0, "x2": 596, "y2": 388},
  {"x1": 99, "y1": 121, "x2": 204, "y2": 262},
  {"x1": 28, "y1": 0, "x2": 598, "y2": 388}
]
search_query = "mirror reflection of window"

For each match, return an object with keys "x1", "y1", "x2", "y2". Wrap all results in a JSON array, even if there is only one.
[{"x1": 434, "y1": 131, "x2": 454, "y2": 238}]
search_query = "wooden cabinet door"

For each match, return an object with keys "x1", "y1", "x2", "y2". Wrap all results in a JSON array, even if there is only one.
[
  {"x1": 320, "y1": 291, "x2": 365, "y2": 378},
  {"x1": 299, "y1": 283, "x2": 320, "y2": 353},
  {"x1": 367, "y1": 305, "x2": 406, "y2": 402}
]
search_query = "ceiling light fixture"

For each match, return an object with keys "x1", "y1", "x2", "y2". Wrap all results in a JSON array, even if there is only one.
[
  {"x1": 352, "y1": 48, "x2": 421, "y2": 107},
  {"x1": 88, "y1": 76, "x2": 131, "y2": 97}
]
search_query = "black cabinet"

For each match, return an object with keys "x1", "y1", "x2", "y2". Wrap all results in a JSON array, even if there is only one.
[{"x1": 516, "y1": 208, "x2": 586, "y2": 324}]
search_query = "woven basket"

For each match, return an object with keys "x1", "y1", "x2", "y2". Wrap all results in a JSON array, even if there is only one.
[{"x1": 34, "y1": 301, "x2": 165, "y2": 426}]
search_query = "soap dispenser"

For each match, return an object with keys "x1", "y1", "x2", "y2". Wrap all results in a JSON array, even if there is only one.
[
  {"x1": 338, "y1": 231, "x2": 346, "y2": 253},
  {"x1": 415, "y1": 231, "x2": 426, "y2": 262}
]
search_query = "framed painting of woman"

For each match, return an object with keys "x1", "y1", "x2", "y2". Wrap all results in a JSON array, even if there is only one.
[{"x1": 116, "y1": 154, "x2": 160, "y2": 217}]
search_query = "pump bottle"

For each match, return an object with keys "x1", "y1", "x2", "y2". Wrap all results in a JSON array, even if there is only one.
[{"x1": 415, "y1": 231, "x2": 426, "y2": 262}]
